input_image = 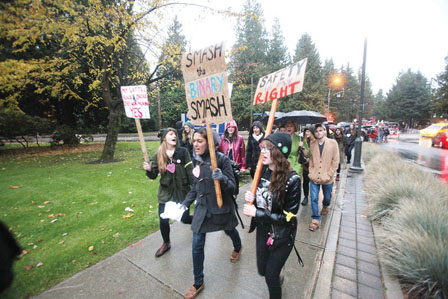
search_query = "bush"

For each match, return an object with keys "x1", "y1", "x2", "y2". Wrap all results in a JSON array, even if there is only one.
[{"x1": 380, "y1": 197, "x2": 448, "y2": 298}]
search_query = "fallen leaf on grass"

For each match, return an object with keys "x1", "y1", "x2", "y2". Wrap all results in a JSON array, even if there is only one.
[
  {"x1": 40, "y1": 220, "x2": 45, "y2": 223},
  {"x1": 101, "y1": 240, "x2": 105, "y2": 244},
  {"x1": 72, "y1": 260, "x2": 76, "y2": 263},
  {"x1": 38, "y1": 238, "x2": 43, "y2": 242},
  {"x1": 88, "y1": 246, "x2": 94, "y2": 251},
  {"x1": 43, "y1": 201, "x2": 50, "y2": 205},
  {"x1": 33, "y1": 245, "x2": 37, "y2": 249},
  {"x1": 90, "y1": 202, "x2": 97, "y2": 205},
  {"x1": 38, "y1": 213, "x2": 42, "y2": 217},
  {"x1": 149, "y1": 205, "x2": 153, "y2": 209},
  {"x1": 38, "y1": 205, "x2": 45, "y2": 209},
  {"x1": 125, "y1": 207, "x2": 134, "y2": 213},
  {"x1": 55, "y1": 213, "x2": 66, "y2": 217},
  {"x1": 20, "y1": 250, "x2": 30, "y2": 257},
  {"x1": 58, "y1": 240, "x2": 65, "y2": 245},
  {"x1": 122, "y1": 214, "x2": 134, "y2": 219},
  {"x1": 113, "y1": 233, "x2": 119, "y2": 238},
  {"x1": 9, "y1": 185, "x2": 23, "y2": 189},
  {"x1": 47, "y1": 214, "x2": 54, "y2": 218},
  {"x1": 50, "y1": 219, "x2": 58, "y2": 223},
  {"x1": 62, "y1": 233, "x2": 68, "y2": 236},
  {"x1": 36, "y1": 262, "x2": 43, "y2": 267},
  {"x1": 24, "y1": 264, "x2": 34, "y2": 271}
]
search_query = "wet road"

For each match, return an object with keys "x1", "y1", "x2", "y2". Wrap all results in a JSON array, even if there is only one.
[{"x1": 379, "y1": 134, "x2": 448, "y2": 183}]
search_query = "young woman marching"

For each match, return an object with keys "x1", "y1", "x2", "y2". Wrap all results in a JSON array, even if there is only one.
[
  {"x1": 244, "y1": 132, "x2": 301, "y2": 299},
  {"x1": 143, "y1": 128, "x2": 194, "y2": 257},
  {"x1": 182, "y1": 128, "x2": 242, "y2": 299},
  {"x1": 246, "y1": 121, "x2": 265, "y2": 178},
  {"x1": 218, "y1": 120, "x2": 247, "y2": 171},
  {"x1": 181, "y1": 121, "x2": 195, "y2": 158},
  {"x1": 300, "y1": 127, "x2": 313, "y2": 206}
]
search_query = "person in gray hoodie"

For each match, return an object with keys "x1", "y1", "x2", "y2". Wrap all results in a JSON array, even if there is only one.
[{"x1": 246, "y1": 121, "x2": 265, "y2": 178}]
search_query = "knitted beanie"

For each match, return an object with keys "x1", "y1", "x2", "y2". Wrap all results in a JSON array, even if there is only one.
[
  {"x1": 265, "y1": 132, "x2": 292, "y2": 158},
  {"x1": 185, "y1": 121, "x2": 194, "y2": 129}
]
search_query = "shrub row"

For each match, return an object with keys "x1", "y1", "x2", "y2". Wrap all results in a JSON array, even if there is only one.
[{"x1": 363, "y1": 143, "x2": 448, "y2": 298}]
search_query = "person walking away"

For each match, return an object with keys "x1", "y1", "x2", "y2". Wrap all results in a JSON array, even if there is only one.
[
  {"x1": 333, "y1": 127, "x2": 347, "y2": 181},
  {"x1": 383, "y1": 125, "x2": 390, "y2": 143},
  {"x1": 377, "y1": 122, "x2": 384, "y2": 143},
  {"x1": 300, "y1": 127, "x2": 313, "y2": 206},
  {"x1": 243, "y1": 132, "x2": 301, "y2": 299},
  {"x1": 344, "y1": 123, "x2": 357, "y2": 164},
  {"x1": 181, "y1": 121, "x2": 195, "y2": 158},
  {"x1": 218, "y1": 120, "x2": 247, "y2": 172},
  {"x1": 284, "y1": 121, "x2": 303, "y2": 182},
  {"x1": 182, "y1": 128, "x2": 242, "y2": 299},
  {"x1": 368, "y1": 126, "x2": 378, "y2": 143},
  {"x1": 246, "y1": 121, "x2": 265, "y2": 178},
  {"x1": 143, "y1": 128, "x2": 194, "y2": 257},
  {"x1": 308, "y1": 124, "x2": 339, "y2": 231}
]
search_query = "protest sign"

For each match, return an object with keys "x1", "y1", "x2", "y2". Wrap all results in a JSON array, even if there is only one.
[
  {"x1": 181, "y1": 42, "x2": 232, "y2": 126},
  {"x1": 120, "y1": 85, "x2": 150, "y2": 119},
  {"x1": 120, "y1": 85, "x2": 150, "y2": 162},
  {"x1": 253, "y1": 58, "x2": 308, "y2": 105},
  {"x1": 249, "y1": 59, "x2": 308, "y2": 197}
]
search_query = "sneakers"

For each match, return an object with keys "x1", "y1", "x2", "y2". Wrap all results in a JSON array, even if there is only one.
[
  {"x1": 321, "y1": 206, "x2": 329, "y2": 216},
  {"x1": 230, "y1": 247, "x2": 242, "y2": 263},
  {"x1": 301, "y1": 197, "x2": 308, "y2": 206},
  {"x1": 309, "y1": 220, "x2": 320, "y2": 232},
  {"x1": 155, "y1": 242, "x2": 171, "y2": 257},
  {"x1": 184, "y1": 283, "x2": 204, "y2": 299}
]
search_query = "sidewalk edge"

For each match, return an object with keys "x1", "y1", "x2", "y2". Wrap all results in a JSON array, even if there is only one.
[{"x1": 310, "y1": 168, "x2": 346, "y2": 299}]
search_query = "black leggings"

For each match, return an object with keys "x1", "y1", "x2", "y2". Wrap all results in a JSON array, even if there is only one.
[
  {"x1": 302, "y1": 169, "x2": 310, "y2": 198},
  {"x1": 256, "y1": 227, "x2": 294, "y2": 299},
  {"x1": 158, "y1": 203, "x2": 192, "y2": 243}
]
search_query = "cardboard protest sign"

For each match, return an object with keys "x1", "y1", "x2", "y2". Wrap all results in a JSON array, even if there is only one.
[
  {"x1": 120, "y1": 85, "x2": 150, "y2": 119},
  {"x1": 253, "y1": 58, "x2": 308, "y2": 105},
  {"x1": 181, "y1": 42, "x2": 232, "y2": 125}
]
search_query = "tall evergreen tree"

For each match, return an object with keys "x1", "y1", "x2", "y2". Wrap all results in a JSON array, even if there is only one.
[
  {"x1": 155, "y1": 16, "x2": 188, "y2": 128},
  {"x1": 386, "y1": 70, "x2": 432, "y2": 127},
  {"x1": 373, "y1": 89, "x2": 388, "y2": 121},
  {"x1": 266, "y1": 18, "x2": 290, "y2": 72},
  {"x1": 434, "y1": 56, "x2": 448, "y2": 118},
  {"x1": 229, "y1": 0, "x2": 269, "y2": 129},
  {"x1": 286, "y1": 33, "x2": 325, "y2": 113}
]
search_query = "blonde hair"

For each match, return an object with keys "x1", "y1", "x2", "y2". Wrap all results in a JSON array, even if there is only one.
[{"x1": 182, "y1": 126, "x2": 194, "y2": 145}]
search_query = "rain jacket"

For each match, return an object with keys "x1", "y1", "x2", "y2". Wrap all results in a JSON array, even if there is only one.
[{"x1": 218, "y1": 120, "x2": 247, "y2": 169}]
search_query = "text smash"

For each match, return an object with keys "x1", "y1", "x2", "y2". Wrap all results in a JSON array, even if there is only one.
[{"x1": 184, "y1": 42, "x2": 224, "y2": 68}]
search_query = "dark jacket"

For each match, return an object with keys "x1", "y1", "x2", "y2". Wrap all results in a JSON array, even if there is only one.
[
  {"x1": 249, "y1": 167, "x2": 301, "y2": 239},
  {"x1": 146, "y1": 147, "x2": 194, "y2": 204},
  {"x1": 182, "y1": 152, "x2": 238, "y2": 234},
  {"x1": 246, "y1": 121, "x2": 265, "y2": 170},
  {"x1": 345, "y1": 128, "x2": 357, "y2": 146},
  {"x1": 181, "y1": 137, "x2": 194, "y2": 158}
]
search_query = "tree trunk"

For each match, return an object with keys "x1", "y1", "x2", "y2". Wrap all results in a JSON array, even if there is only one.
[{"x1": 100, "y1": 107, "x2": 121, "y2": 161}]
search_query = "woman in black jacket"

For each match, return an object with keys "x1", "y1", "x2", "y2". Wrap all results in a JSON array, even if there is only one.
[
  {"x1": 244, "y1": 132, "x2": 301, "y2": 299},
  {"x1": 182, "y1": 128, "x2": 242, "y2": 299},
  {"x1": 246, "y1": 121, "x2": 265, "y2": 178}
]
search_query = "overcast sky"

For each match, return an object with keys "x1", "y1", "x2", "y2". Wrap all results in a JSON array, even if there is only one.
[{"x1": 162, "y1": 0, "x2": 448, "y2": 94}]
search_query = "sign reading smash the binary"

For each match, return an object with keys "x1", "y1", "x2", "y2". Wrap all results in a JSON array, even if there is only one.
[{"x1": 181, "y1": 42, "x2": 232, "y2": 125}]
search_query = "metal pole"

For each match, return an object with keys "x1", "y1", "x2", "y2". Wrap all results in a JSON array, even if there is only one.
[
  {"x1": 250, "y1": 77, "x2": 253, "y2": 126},
  {"x1": 350, "y1": 38, "x2": 367, "y2": 172},
  {"x1": 327, "y1": 87, "x2": 331, "y2": 114},
  {"x1": 157, "y1": 88, "x2": 162, "y2": 129}
]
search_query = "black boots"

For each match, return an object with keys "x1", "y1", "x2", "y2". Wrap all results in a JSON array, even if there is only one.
[{"x1": 301, "y1": 197, "x2": 308, "y2": 206}]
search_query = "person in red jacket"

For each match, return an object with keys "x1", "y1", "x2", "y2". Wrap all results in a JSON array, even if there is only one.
[{"x1": 218, "y1": 120, "x2": 247, "y2": 171}]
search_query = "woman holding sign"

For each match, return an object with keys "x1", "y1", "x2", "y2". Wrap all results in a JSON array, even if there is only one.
[
  {"x1": 244, "y1": 132, "x2": 301, "y2": 299},
  {"x1": 182, "y1": 127, "x2": 242, "y2": 299},
  {"x1": 143, "y1": 128, "x2": 194, "y2": 257}
]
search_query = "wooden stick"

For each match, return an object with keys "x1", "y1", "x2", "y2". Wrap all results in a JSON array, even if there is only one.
[
  {"x1": 134, "y1": 118, "x2": 149, "y2": 162},
  {"x1": 249, "y1": 98, "x2": 279, "y2": 198},
  {"x1": 206, "y1": 123, "x2": 223, "y2": 208}
]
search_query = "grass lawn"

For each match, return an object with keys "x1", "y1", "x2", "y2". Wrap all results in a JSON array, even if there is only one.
[{"x1": 1, "y1": 142, "x2": 162, "y2": 298}]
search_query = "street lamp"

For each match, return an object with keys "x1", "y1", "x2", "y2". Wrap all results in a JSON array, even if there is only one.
[
  {"x1": 350, "y1": 37, "x2": 367, "y2": 172},
  {"x1": 327, "y1": 75, "x2": 342, "y2": 114}
]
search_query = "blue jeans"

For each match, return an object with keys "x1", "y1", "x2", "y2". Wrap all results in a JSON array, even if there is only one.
[
  {"x1": 192, "y1": 229, "x2": 241, "y2": 286},
  {"x1": 310, "y1": 181, "x2": 333, "y2": 221}
]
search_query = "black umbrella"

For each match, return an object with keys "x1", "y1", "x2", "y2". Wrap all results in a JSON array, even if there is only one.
[{"x1": 262, "y1": 110, "x2": 326, "y2": 125}]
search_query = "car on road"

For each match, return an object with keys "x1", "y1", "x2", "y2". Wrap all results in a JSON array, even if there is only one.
[
  {"x1": 420, "y1": 122, "x2": 448, "y2": 146},
  {"x1": 434, "y1": 132, "x2": 448, "y2": 149}
]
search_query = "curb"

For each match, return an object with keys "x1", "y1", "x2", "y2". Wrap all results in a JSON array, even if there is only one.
[{"x1": 311, "y1": 167, "x2": 346, "y2": 298}]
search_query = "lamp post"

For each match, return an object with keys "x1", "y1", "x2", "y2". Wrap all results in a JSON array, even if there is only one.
[
  {"x1": 350, "y1": 37, "x2": 367, "y2": 172},
  {"x1": 327, "y1": 75, "x2": 342, "y2": 114}
]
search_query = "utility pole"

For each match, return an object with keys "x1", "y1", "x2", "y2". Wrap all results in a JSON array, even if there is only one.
[
  {"x1": 250, "y1": 77, "x2": 253, "y2": 126},
  {"x1": 350, "y1": 38, "x2": 367, "y2": 172}
]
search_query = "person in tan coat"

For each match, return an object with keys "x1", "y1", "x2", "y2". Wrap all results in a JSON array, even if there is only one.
[{"x1": 308, "y1": 124, "x2": 339, "y2": 231}]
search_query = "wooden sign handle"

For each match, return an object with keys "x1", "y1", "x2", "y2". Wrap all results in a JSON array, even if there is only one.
[
  {"x1": 134, "y1": 118, "x2": 149, "y2": 162},
  {"x1": 249, "y1": 98, "x2": 279, "y2": 199},
  {"x1": 206, "y1": 123, "x2": 223, "y2": 208}
]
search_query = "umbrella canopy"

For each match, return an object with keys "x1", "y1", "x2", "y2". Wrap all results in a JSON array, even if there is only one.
[{"x1": 261, "y1": 110, "x2": 327, "y2": 125}]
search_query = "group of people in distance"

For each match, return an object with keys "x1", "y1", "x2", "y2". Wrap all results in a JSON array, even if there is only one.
[{"x1": 143, "y1": 119, "x2": 341, "y2": 299}]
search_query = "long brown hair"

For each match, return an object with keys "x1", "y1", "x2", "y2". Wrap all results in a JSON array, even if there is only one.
[
  {"x1": 157, "y1": 129, "x2": 176, "y2": 174},
  {"x1": 182, "y1": 126, "x2": 194, "y2": 144},
  {"x1": 267, "y1": 142, "x2": 292, "y2": 205}
]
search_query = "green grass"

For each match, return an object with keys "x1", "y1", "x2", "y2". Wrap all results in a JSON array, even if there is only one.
[{"x1": 0, "y1": 142, "x2": 161, "y2": 298}]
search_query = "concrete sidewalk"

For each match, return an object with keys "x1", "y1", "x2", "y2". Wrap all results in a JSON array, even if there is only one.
[{"x1": 36, "y1": 165, "x2": 399, "y2": 299}]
